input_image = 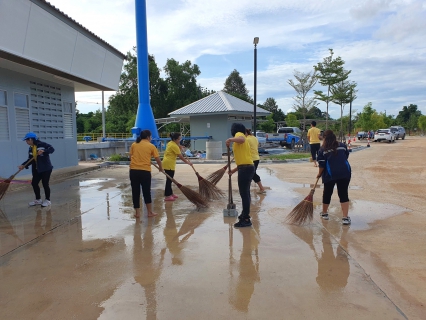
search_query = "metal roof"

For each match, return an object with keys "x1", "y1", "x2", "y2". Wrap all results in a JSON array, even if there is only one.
[
  {"x1": 33, "y1": 0, "x2": 126, "y2": 59},
  {"x1": 169, "y1": 91, "x2": 271, "y2": 116}
]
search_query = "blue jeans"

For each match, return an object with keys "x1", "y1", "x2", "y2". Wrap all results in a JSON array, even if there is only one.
[{"x1": 238, "y1": 165, "x2": 255, "y2": 220}]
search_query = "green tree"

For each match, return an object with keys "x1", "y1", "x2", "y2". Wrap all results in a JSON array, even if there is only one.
[
  {"x1": 285, "y1": 113, "x2": 300, "y2": 127},
  {"x1": 330, "y1": 80, "x2": 357, "y2": 140},
  {"x1": 355, "y1": 102, "x2": 375, "y2": 131},
  {"x1": 396, "y1": 104, "x2": 421, "y2": 126},
  {"x1": 288, "y1": 70, "x2": 318, "y2": 129},
  {"x1": 163, "y1": 58, "x2": 201, "y2": 115},
  {"x1": 260, "y1": 97, "x2": 285, "y2": 123},
  {"x1": 223, "y1": 69, "x2": 252, "y2": 103},
  {"x1": 259, "y1": 114, "x2": 276, "y2": 133},
  {"x1": 418, "y1": 115, "x2": 426, "y2": 134},
  {"x1": 314, "y1": 49, "x2": 351, "y2": 129}
]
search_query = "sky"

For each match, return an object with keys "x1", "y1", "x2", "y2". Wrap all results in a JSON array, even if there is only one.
[{"x1": 48, "y1": 0, "x2": 426, "y2": 118}]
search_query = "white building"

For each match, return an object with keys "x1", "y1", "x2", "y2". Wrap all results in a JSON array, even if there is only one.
[{"x1": 0, "y1": 0, "x2": 125, "y2": 178}]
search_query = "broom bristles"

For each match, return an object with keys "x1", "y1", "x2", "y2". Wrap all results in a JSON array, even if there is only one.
[
  {"x1": 205, "y1": 164, "x2": 228, "y2": 185},
  {"x1": 178, "y1": 184, "x2": 209, "y2": 208},
  {"x1": 153, "y1": 163, "x2": 208, "y2": 208},
  {"x1": 286, "y1": 189, "x2": 315, "y2": 225},
  {"x1": 198, "y1": 178, "x2": 225, "y2": 200},
  {"x1": 0, "y1": 174, "x2": 18, "y2": 201}
]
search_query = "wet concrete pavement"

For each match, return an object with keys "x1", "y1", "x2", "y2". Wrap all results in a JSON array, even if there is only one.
[{"x1": 0, "y1": 161, "x2": 411, "y2": 319}]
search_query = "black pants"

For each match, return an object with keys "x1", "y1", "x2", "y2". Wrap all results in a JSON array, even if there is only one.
[
  {"x1": 164, "y1": 169, "x2": 175, "y2": 197},
  {"x1": 252, "y1": 160, "x2": 261, "y2": 183},
  {"x1": 310, "y1": 143, "x2": 321, "y2": 161},
  {"x1": 130, "y1": 169, "x2": 152, "y2": 208},
  {"x1": 238, "y1": 165, "x2": 255, "y2": 220},
  {"x1": 322, "y1": 178, "x2": 350, "y2": 204},
  {"x1": 31, "y1": 169, "x2": 52, "y2": 200}
]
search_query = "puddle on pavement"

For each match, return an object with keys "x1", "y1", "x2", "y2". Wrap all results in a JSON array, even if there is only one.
[{"x1": 0, "y1": 167, "x2": 410, "y2": 320}]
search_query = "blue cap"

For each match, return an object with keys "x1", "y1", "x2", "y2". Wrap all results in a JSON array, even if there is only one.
[{"x1": 22, "y1": 132, "x2": 38, "y2": 141}]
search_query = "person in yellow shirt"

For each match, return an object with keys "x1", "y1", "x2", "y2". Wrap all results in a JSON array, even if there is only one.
[
  {"x1": 307, "y1": 121, "x2": 321, "y2": 167},
  {"x1": 129, "y1": 130, "x2": 163, "y2": 218},
  {"x1": 162, "y1": 132, "x2": 193, "y2": 201},
  {"x1": 226, "y1": 123, "x2": 254, "y2": 228},
  {"x1": 245, "y1": 129, "x2": 266, "y2": 194}
]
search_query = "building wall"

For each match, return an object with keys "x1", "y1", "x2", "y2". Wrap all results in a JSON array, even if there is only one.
[
  {"x1": 0, "y1": 0, "x2": 123, "y2": 90},
  {"x1": 0, "y1": 67, "x2": 78, "y2": 178},
  {"x1": 189, "y1": 114, "x2": 252, "y2": 153}
]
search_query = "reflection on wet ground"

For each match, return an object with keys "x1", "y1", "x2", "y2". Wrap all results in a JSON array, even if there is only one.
[{"x1": 0, "y1": 167, "x2": 409, "y2": 319}]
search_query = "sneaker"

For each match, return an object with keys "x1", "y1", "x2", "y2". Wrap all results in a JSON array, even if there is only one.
[
  {"x1": 41, "y1": 199, "x2": 51, "y2": 207},
  {"x1": 342, "y1": 217, "x2": 351, "y2": 225},
  {"x1": 164, "y1": 196, "x2": 175, "y2": 201},
  {"x1": 234, "y1": 219, "x2": 252, "y2": 228},
  {"x1": 320, "y1": 212, "x2": 329, "y2": 220},
  {"x1": 29, "y1": 199, "x2": 42, "y2": 206},
  {"x1": 172, "y1": 194, "x2": 179, "y2": 199}
]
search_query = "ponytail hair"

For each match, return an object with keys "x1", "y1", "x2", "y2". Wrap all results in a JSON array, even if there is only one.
[
  {"x1": 246, "y1": 128, "x2": 252, "y2": 135},
  {"x1": 136, "y1": 129, "x2": 151, "y2": 143},
  {"x1": 322, "y1": 129, "x2": 339, "y2": 154},
  {"x1": 169, "y1": 132, "x2": 181, "y2": 141}
]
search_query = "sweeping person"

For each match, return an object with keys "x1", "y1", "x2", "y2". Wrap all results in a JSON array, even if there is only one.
[
  {"x1": 316, "y1": 130, "x2": 352, "y2": 225},
  {"x1": 162, "y1": 132, "x2": 193, "y2": 201},
  {"x1": 245, "y1": 129, "x2": 266, "y2": 194},
  {"x1": 19, "y1": 132, "x2": 55, "y2": 207},
  {"x1": 226, "y1": 123, "x2": 254, "y2": 228},
  {"x1": 307, "y1": 121, "x2": 321, "y2": 167},
  {"x1": 129, "y1": 129, "x2": 163, "y2": 218}
]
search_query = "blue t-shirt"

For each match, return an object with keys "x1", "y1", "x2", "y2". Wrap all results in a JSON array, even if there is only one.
[{"x1": 317, "y1": 142, "x2": 351, "y2": 183}]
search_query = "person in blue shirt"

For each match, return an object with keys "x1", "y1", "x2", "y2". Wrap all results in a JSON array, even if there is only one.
[
  {"x1": 19, "y1": 132, "x2": 55, "y2": 207},
  {"x1": 316, "y1": 130, "x2": 352, "y2": 225}
]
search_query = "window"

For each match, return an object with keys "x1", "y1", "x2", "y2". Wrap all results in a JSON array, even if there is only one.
[
  {"x1": 14, "y1": 92, "x2": 30, "y2": 139},
  {"x1": 63, "y1": 102, "x2": 74, "y2": 138},
  {"x1": 14, "y1": 93, "x2": 28, "y2": 108},
  {"x1": 0, "y1": 90, "x2": 7, "y2": 106}
]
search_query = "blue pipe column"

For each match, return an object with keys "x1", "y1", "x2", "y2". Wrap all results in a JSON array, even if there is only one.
[{"x1": 131, "y1": 0, "x2": 159, "y2": 140}]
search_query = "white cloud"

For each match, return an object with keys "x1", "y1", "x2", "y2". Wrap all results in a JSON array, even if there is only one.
[{"x1": 46, "y1": 0, "x2": 425, "y2": 117}]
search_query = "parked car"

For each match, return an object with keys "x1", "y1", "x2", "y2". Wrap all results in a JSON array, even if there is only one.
[
  {"x1": 357, "y1": 131, "x2": 368, "y2": 140},
  {"x1": 390, "y1": 126, "x2": 406, "y2": 140},
  {"x1": 374, "y1": 129, "x2": 395, "y2": 143},
  {"x1": 256, "y1": 131, "x2": 267, "y2": 145}
]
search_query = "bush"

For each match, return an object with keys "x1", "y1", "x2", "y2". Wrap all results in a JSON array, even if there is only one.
[{"x1": 109, "y1": 154, "x2": 129, "y2": 161}]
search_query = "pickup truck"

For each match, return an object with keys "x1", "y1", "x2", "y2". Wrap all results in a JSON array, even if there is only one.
[{"x1": 266, "y1": 127, "x2": 302, "y2": 149}]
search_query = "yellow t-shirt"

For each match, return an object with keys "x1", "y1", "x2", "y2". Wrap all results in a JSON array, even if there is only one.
[
  {"x1": 162, "y1": 141, "x2": 181, "y2": 170},
  {"x1": 32, "y1": 145, "x2": 37, "y2": 162},
  {"x1": 233, "y1": 132, "x2": 253, "y2": 166},
  {"x1": 308, "y1": 127, "x2": 321, "y2": 144},
  {"x1": 129, "y1": 140, "x2": 159, "y2": 171},
  {"x1": 246, "y1": 135, "x2": 260, "y2": 161}
]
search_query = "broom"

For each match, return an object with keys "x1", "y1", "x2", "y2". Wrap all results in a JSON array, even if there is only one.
[
  {"x1": 205, "y1": 157, "x2": 234, "y2": 186},
  {"x1": 152, "y1": 163, "x2": 208, "y2": 208},
  {"x1": 181, "y1": 152, "x2": 224, "y2": 200},
  {"x1": 0, "y1": 158, "x2": 34, "y2": 201},
  {"x1": 286, "y1": 177, "x2": 320, "y2": 225}
]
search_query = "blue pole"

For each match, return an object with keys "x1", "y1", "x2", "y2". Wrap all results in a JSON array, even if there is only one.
[{"x1": 132, "y1": 0, "x2": 159, "y2": 140}]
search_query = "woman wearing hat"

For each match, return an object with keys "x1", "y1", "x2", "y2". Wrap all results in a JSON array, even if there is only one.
[{"x1": 19, "y1": 132, "x2": 55, "y2": 207}]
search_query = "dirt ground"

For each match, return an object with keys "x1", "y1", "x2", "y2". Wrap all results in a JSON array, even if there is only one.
[
  {"x1": 272, "y1": 136, "x2": 426, "y2": 319},
  {"x1": 0, "y1": 136, "x2": 425, "y2": 319}
]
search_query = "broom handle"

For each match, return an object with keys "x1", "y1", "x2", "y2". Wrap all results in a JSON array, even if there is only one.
[
  {"x1": 11, "y1": 158, "x2": 34, "y2": 178},
  {"x1": 227, "y1": 146, "x2": 233, "y2": 204},
  {"x1": 152, "y1": 163, "x2": 181, "y2": 186},
  {"x1": 181, "y1": 152, "x2": 198, "y2": 174},
  {"x1": 312, "y1": 176, "x2": 320, "y2": 190}
]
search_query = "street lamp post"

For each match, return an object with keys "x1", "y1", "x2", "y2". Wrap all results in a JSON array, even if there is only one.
[{"x1": 253, "y1": 37, "x2": 259, "y2": 133}]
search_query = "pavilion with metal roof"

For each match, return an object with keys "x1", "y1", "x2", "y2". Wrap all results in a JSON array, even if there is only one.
[{"x1": 167, "y1": 91, "x2": 270, "y2": 152}]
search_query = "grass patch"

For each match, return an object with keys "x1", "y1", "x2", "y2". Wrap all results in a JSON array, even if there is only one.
[{"x1": 263, "y1": 153, "x2": 311, "y2": 161}]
